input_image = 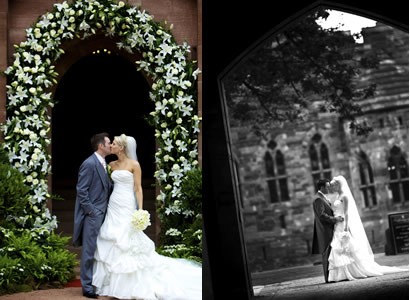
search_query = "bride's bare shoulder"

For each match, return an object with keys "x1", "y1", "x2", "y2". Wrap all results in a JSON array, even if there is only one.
[
  {"x1": 109, "y1": 160, "x2": 118, "y2": 167},
  {"x1": 340, "y1": 193, "x2": 349, "y2": 202}
]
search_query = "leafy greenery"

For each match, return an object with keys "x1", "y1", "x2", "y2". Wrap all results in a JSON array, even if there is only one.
[
  {"x1": 0, "y1": 147, "x2": 77, "y2": 295},
  {"x1": 0, "y1": 164, "x2": 30, "y2": 229},
  {"x1": 0, "y1": 229, "x2": 77, "y2": 294},
  {"x1": 224, "y1": 9, "x2": 379, "y2": 137},
  {"x1": 157, "y1": 167, "x2": 202, "y2": 262}
]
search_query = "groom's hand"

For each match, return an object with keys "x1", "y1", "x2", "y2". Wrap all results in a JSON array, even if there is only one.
[{"x1": 336, "y1": 216, "x2": 344, "y2": 222}]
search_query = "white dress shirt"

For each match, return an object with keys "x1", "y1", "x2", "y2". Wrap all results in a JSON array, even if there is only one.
[{"x1": 94, "y1": 152, "x2": 107, "y2": 172}]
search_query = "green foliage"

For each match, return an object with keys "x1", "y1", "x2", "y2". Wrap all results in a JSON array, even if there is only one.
[
  {"x1": 0, "y1": 229, "x2": 77, "y2": 294},
  {"x1": 0, "y1": 146, "x2": 9, "y2": 164},
  {"x1": 224, "y1": 8, "x2": 379, "y2": 137},
  {"x1": 157, "y1": 167, "x2": 202, "y2": 262},
  {"x1": 0, "y1": 151, "x2": 77, "y2": 295},
  {"x1": 45, "y1": 247, "x2": 77, "y2": 284},
  {"x1": 0, "y1": 163, "x2": 31, "y2": 229},
  {"x1": 0, "y1": 255, "x2": 23, "y2": 289}
]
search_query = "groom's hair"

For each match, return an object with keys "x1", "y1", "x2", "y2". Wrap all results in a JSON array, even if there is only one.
[
  {"x1": 91, "y1": 132, "x2": 110, "y2": 151},
  {"x1": 316, "y1": 178, "x2": 330, "y2": 192}
]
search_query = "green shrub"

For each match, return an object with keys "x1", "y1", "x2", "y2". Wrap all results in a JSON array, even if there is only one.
[
  {"x1": 0, "y1": 255, "x2": 24, "y2": 289},
  {"x1": 0, "y1": 163, "x2": 31, "y2": 229},
  {"x1": 0, "y1": 156, "x2": 77, "y2": 295},
  {"x1": 157, "y1": 167, "x2": 202, "y2": 262},
  {"x1": 0, "y1": 229, "x2": 77, "y2": 294},
  {"x1": 44, "y1": 247, "x2": 77, "y2": 284}
]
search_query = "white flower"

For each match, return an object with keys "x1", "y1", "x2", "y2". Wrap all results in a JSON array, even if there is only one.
[
  {"x1": 165, "y1": 228, "x2": 181, "y2": 236},
  {"x1": 159, "y1": 42, "x2": 174, "y2": 57},
  {"x1": 192, "y1": 68, "x2": 201, "y2": 79},
  {"x1": 170, "y1": 164, "x2": 183, "y2": 178},
  {"x1": 38, "y1": 16, "x2": 51, "y2": 28},
  {"x1": 54, "y1": 1, "x2": 69, "y2": 12},
  {"x1": 131, "y1": 209, "x2": 151, "y2": 231},
  {"x1": 180, "y1": 104, "x2": 193, "y2": 116},
  {"x1": 79, "y1": 20, "x2": 90, "y2": 31},
  {"x1": 2, "y1": 0, "x2": 201, "y2": 251},
  {"x1": 164, "y1": 139, "x2": 173, "y2": 152},
  {"x1": 18, "y1": 151, "x2": 29, "y2": 163},
  {"x1": 33, "y1": 189, "x2": 46, "y2": 203},
  {"x1": 15, "y1": 86, "x2": 28, "y2": 100}
]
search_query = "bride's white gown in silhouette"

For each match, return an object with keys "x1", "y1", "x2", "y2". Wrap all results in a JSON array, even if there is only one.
[
  {"x1": 328, "y1": 193, "x2": 407, "y2": 282},
  {"x1": 92, "y1": 170, "x2": 202, "y2": 299}
]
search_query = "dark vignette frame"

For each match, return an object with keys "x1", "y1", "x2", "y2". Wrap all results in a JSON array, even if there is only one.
[{"x1": 202, "y1": 1, "x2": 408, "y2": 299}]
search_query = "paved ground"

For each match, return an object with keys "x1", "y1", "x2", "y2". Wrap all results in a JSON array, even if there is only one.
[
  {"x1": 254, "y1": 271, "x2": 409, "y2": 300},
  {"x1": 0, "y1": 288, "x2": 113, "y2": 300},
  {"x1": 0, "y1": 253, "x2": 407, "y2": 299},
  {"x1": 253, "y1": 253, "x2": 409, "y2": 300}
]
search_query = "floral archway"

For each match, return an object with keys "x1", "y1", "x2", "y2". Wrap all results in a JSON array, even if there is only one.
[{"x1": 1, "y1": 0, "x2": 201, "y2": 257}]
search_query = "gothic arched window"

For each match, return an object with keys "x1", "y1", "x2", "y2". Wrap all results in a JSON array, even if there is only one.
[
  {"x1": 358, "y1": 151, "x2": 377, "y2": 207},
  {"x1": 309, "y1": 134, "x2": 332, "y2": 189},
  {"x1": 265, "y1": 150, "x2": 290, "y2": 203},
  {"x1": 387, "y1": 146, "x2": 409, "y2": 204}
]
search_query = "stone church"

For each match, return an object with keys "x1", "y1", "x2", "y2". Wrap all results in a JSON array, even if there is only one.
[
  {"x1": 229, "y1": 22, "x2": 409, "y2": 272},
  {"x1": 0, "y1": 0, "x2": 201, "y2": 243}
]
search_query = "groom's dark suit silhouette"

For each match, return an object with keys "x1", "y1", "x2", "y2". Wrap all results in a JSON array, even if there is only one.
[
  {"x1": 312, "y1": 179, "x2": 343, "y2": 283},
  {"x1": 73, "y1": 133, "x2": 112, "y2": 298}
]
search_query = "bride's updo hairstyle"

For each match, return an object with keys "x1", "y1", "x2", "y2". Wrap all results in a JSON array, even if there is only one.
[
  {"x1": 114, "y1": 134, "x2": 129, "y2": 156},
  {"x1": 330, "y1": 178, "x2": 342, "y2": 193},
  {"x1": 113, "y1": 134, "x2": 138, "y2": 161}
]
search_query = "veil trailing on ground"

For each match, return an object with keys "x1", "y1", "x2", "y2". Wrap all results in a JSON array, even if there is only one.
[
  {"x1": 333, "y1": 175, "x2": 374, "y2": 261},
  {"x1": 331, "y1": 175, "x2": 408, "y2": 274},
  {"x1": 125, "y1": 135, "x2": 138, "y2": 161}
]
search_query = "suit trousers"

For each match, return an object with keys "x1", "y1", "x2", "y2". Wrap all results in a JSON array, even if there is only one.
[
  {"x1": 321, "y1": 245, "x2": 332, "y2": 283},
  {"x1": 80, "y1": 209, "x2": 105, "y2": 293}
]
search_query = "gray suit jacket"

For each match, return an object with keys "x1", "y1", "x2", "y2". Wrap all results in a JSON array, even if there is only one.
[
  {"x1": 72, "y1": 153, "x2": 112, "y2": 247},
  {"x1": 312, "y1": 193, "x2": 339, "y2": 255}
]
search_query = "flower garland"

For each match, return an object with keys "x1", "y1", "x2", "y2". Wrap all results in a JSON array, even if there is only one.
[{"x1": 1, "y1": 0, "x2": 201, "y2": 249}]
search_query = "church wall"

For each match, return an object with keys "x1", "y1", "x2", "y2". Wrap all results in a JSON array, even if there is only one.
[
  {"x1": 230, "y1": 23, "x2": 409, "y2": 272},
  {"x1": 0, "y1": 0, "x2": 201, "y2": 131}
]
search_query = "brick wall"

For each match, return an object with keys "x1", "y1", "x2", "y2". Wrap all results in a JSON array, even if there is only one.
[
  {"x1": 230, "y1": 22, "x2": 409, "y2": 272},
  {"x1": 0, "y1": 0, "x2": 201, "y2": 131}
]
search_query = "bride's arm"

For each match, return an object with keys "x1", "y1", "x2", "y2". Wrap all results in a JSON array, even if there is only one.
[
  {"x1": 343, "y1": 195, "x2": 349, "y2": 231},
  {"x1": 133, "y1": 161, "x2": 143, "y2": 210}
]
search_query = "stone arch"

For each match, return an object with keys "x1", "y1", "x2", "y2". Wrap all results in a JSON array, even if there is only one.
[
  {"x1": 1, "y1": 0, "x2": 201, "y2": 245},
  {"x1": 53, "y1": 33, "x2": 150, "y2": 89},
  {"x1": 50, "y1": 39, "x2": 159, "y2": 239}
]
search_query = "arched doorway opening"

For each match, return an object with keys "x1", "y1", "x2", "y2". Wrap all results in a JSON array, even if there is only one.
[
  {"x1": 51, "y1": 50, "x2": 156, "y2": 241},
  {"x1": 204, "y1": 2, "x2": 408, "y2": 298}
]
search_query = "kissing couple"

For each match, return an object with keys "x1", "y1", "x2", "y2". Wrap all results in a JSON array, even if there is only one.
[
  {"x1": 73, "y1": 133, "x2": 202, "y2": 299},
  {"x1": 312, "y1": 175, "x2": 407, "y2": 283}
]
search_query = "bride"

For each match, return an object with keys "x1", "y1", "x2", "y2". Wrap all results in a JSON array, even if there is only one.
[
  {"x1": 92, "y1": 134, "x2": 202, "y2": 299},
  {"x1": 327, "y1": 175, "x2": 407, "y2": 282}
]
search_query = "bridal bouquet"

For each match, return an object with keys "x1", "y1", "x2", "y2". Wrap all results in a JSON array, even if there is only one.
[{"x1": 131, "y1": 209, "x2": 151, "y2": 231}]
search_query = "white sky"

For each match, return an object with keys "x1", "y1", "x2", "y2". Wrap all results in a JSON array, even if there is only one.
[{"x1": 316, "y1": 10, "x2": 377, "y2": 43}]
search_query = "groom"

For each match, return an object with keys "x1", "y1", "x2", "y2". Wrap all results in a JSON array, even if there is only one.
[
  {"x1": 311, "y1": 178, "x2": 343, "y2": 283},
  {"x1": 73, "y1": 132, "x2": 112, "y2": 298}
]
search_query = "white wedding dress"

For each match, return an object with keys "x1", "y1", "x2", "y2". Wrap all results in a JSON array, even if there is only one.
[
  {"x1": 93, "y1": 170, "x2": 202, "y2": 299},
  {"x1": 328, "y1": 188, "x2": 407, "y2": 282}
]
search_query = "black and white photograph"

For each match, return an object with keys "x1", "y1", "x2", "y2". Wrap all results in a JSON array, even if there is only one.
[
  {"x1": 0, "y1": 1, "x2": 407, "y2": 300},
  {"x1": 202, "y1": 1, "x2": 409, "y2": 299}
]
